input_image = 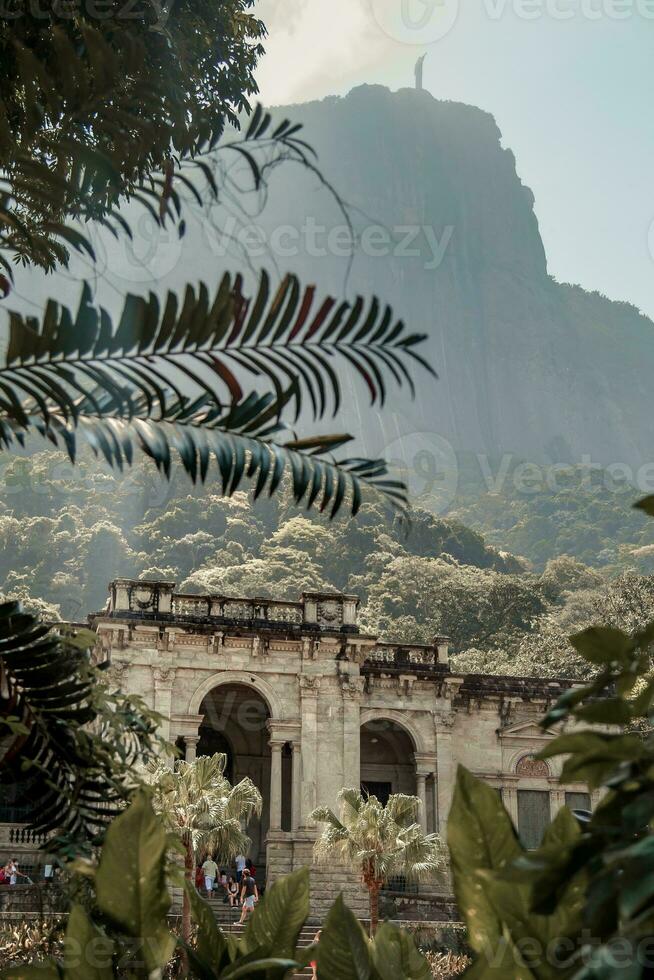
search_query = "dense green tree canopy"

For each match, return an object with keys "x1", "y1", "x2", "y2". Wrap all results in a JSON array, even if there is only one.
[
  {"x1": 6, "y1": 449, "x2": 654, "y2": 682},
  {"x1": 0, "y1": 0, "x2": 265, "y2": 272}
]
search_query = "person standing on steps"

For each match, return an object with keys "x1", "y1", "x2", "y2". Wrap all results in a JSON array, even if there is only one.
[
  {"x1": 310, "y1": 929, "x2": 321, "y2": 979},
  {"x1": 239, "y1": 868, "x2": 258, "y2": 924},
  {"x1": 235, "y1": 852, "x2": 246, "y2": 883},
  {"x1": 201, "y1": 854, "x2": 218, "y2": 898}
]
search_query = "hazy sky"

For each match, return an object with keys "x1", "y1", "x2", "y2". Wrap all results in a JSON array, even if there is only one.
[{"x1": 254, "y1": 0, "x2": 654, "y2": 320}]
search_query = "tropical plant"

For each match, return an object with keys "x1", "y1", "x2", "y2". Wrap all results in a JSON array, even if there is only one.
[
  {"x1": 0, "y1": 0, "x2": 266, "y2": 277},
  {"x1": 310, "y1": 789, "x2": 445, "y2": 936},
  {"x1": 425, "y1": 952, "x2": 471, "y2": 979},
  {"x1": 445, "y1": 496, "x2": 654, "y2": 979},
  {"x1": 149, "y1": 753, "x2": 262, "y2": 946},
  {"x1": 0, "y1": 600, "x2": 168, "y2": 855},
  {"x1": 1, "y1": 271, "x2": 429, "y2": 520},
  {"x1": 4, "y1": 790, "x2": 433, "y2": 979}
]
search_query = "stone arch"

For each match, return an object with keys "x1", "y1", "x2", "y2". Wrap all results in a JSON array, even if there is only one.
[
  {"x1": 359, "y1": 708, "x2": 429, "y2": 755},
  {"x1": 359, "y1": 710, "x2": 425, "y2": 807},
  {"x1": 188, "y1": 670, "x2": 283, "y2": 720}
]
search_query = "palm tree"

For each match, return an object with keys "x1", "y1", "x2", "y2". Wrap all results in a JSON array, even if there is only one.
[
  {"x1": 310, "y1": 789, "x2": 445, "y2": 936},
  {"x1": 149, "y1": 752, "x2": 262, "y2": 945}
]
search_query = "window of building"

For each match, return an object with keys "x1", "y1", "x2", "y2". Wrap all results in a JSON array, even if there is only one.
[
  {"x1": 565, "y1": 791, "x2": 591, "y2": 813},
  {"x1": 517, "y1": 790, "x2": 550, "y2": 849}
]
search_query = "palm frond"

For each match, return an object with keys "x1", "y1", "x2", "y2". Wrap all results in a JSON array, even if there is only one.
[
  {"x1": 338, "y1": 787, "x2": 366, "y2": 821},
  {"x1": 310, "y1": 807, "x2": 346, "y2": 832},
  {"x1": 385, "y1": 793, "x2": 421, "y2": 828},
  {"x1": 0, "y1": 603, "x2": 163, "y2": 849},
  {"x1": 149, "y1": 753, "x2": 263, "y2": 862},
  {"x1": 310, "y1": 790, "x2": 444, "y2": 887},
  {"x1": 0, "y1": 274, "x2": 431, "y2": 518}
]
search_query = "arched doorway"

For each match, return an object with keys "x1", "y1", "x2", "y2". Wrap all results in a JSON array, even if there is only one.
[
  {"x1": 197, "y1": 683, "x2": 271, "y2": 866},
  {"x1": 360, "y1": 718, "x2": 417, "y2": 805}
]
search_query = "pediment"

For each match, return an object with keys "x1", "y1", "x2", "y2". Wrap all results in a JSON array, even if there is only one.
[{"x1": 498, "y1": 721, "x2": 557, "y2": 740}]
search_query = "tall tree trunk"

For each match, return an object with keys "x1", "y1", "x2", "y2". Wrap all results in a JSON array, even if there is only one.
[
  {"x1": 368, "y1": 881, "x2": 381, "y2": 937},
  {"x1": 182, "y1": 839, "x2": 194, "y2": 944}
]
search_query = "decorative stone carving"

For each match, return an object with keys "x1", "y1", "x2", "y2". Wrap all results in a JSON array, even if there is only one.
[
  {"x1": 317, "y1": 600, "x2": 343, "y2": 627},
  {"x1": 106, "y1": 659, "x2": 130, "y2": 686},
  {"x1": 252, "y1": 636, "x2": 269, "y2": 658},
  {"x1": 152, "y1": 666, "x2": 177, "y2": 688},
  {"x1": 398, "y1": 675, "x2": 416, "y2": 699},
  {"x1": 515, "y1": 755, "x2": 550, "y2": 778},
  {"x1": 299, "y1": 675, "x2": 321, "y2": 696},
  {"x1": 302, "y1": 637, "x2": 316, "y2": 661},
  {"x1": 433, "y1": 709, "x2": 455, "y2": 731},
  {"x1": 129, "y1": 584, "x2": 159, "y2": 613},
  {"x1": 339, "y1": 675, "x2": 365, "y2": 699}
]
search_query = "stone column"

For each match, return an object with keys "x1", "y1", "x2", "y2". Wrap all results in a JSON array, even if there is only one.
[
  {"x1": 269, "y1": 739, "x2": 284, "y2": 831},
  {"x1": 341, "y1": 676, "x2": 363, "y2": 790},
  {"x1": 184, "y1": 736, "x2": 200, "y2": 763},
  {"x1": 152, "y1": 666, "x2": 177, "y2": 742},
  {"x1": 431, "y1": 777, "x2": 439, "y2": 836},
  {"x1": 503, "y1": 784, "x2": 519, "y2": 827},
  {"x1": 416, "y1": 772, "x2": 428, "y2": 833},
  {"x1": 291, "y1": 742, "x2": 302, "y2": 831},
  {"x1": 550, "y1": 787, "x2": 565, "y2": 820},
  {"x1": 434, "y1": 716, "x2": 455, "y2": 836},
  {"x1": 299, "y1": 676, "x2": 321, "y2": 828}
]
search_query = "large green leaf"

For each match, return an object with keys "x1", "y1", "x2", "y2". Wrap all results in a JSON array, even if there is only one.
[
  {"x1": 242, "y1": 866, "x2": 310, "y2": 958},
  {"x1": 219, "y1": 958, "x2": 301, "y2": 979},
  {"x1": 185, "y1": 881, "x2": 230, "y2": 972},
  {"x1": 370, "y1": 922, "x2": 431, "y2": 980},
  {"x1": 461, "y1": 945, "x2": 539, "y2": 980},
  {"x1": 569, "y1": 627, "x2": 634, "y2": 666},
  {"x1": 95, "y1": 790, "x2": 174, "y2": 974},
  {"x1": 316, "y1": 895, "x2": 371, "y2": 980},
  {"x1": 448, "y1": 766, "x2": 522, "y2": 956},
  {"x1": 63, "y1": 905, "x2": 114, "y2": 980}
]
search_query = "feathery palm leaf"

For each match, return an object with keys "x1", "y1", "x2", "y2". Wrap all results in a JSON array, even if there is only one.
[
  {"x1": 0, "y1": 601, "x2": 166, "y2": 848},
  {"x1": 149, "y1": 752, "x2": 262, "y2": 858},
  {"x1": 311, "y1": 788, "x2": 445, "y2": 885},
  {"x1": 1, "y1": 272, "x2": 433, "y2": 517}
]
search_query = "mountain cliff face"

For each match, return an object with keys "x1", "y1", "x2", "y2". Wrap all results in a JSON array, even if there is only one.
[
  {"x1": 14, "y1": 84, "x2": 649, "y2": 477},
  {"x1": 246, "y1": 85, "x2": 654, "y2": 472}
]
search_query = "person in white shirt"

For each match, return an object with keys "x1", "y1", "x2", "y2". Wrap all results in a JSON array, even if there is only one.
[
  {"x1": 235, "y1": 853, "x2": 246, "y2": 883},
  {"x1": 201, "y1": 855, "x2": 218, "y2": 897}
]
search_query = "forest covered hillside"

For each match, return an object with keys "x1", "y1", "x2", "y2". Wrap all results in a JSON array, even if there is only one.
[{"x1": 4, "y1": 449, "x2": 654, "y2": 681}]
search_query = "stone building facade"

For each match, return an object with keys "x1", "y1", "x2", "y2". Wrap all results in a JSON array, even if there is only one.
[{"x1": 89, "y1": 578, "x2": 595, "y2": 918}]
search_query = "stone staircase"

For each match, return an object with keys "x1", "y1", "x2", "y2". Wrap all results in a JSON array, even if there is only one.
[{"x1": 206, "y1": 902, "x2": 318, "y2": 978}]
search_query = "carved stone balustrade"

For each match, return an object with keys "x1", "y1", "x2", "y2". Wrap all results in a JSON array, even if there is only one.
[
  {"x1": 362, "y1": 639, "x2": 450, "y2": 677},
  {"x1": 102, "y1": 580, "x2": 358, "y2": 634}
]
